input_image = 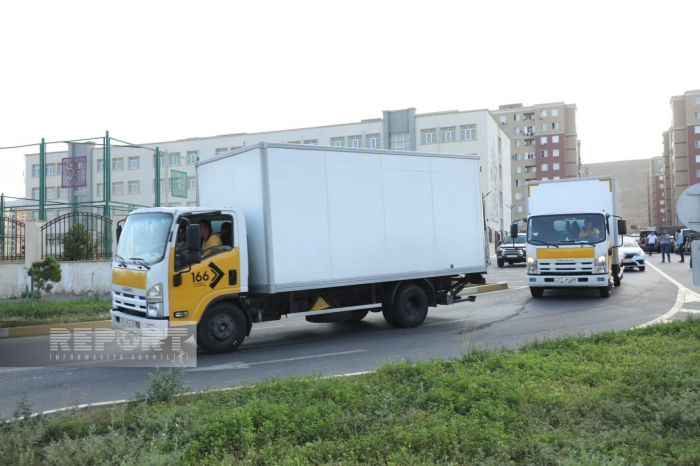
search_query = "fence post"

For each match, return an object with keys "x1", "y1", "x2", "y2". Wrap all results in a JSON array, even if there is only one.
[
  {"x1": 39, "y1": 138, "x2": 46, "y2": 220},
  {"x1": 155, "y1": 147, "x2": 161, "y2": 207}
]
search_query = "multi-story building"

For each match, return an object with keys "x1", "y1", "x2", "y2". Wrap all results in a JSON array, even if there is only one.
[
  {"x1": 490, "y1": 102, "x2": 581, "y2": 219},
  {"x1": 583, "y1": 159, "x2": 650, "y2": 232},
  {"x1": 24, "y1": 107, "x2": 512, "y2": 243},
  {"x1": 648, "y1": 156, "x2": 666, "y2": 228},
  {"x1": 657, "y1": 90, "x2": 700, "y2": 226}
]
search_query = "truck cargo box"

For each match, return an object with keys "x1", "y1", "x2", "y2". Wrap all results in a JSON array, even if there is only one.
[{"x1": 197, "y1": 142, "x2": 487, "y2": 294}]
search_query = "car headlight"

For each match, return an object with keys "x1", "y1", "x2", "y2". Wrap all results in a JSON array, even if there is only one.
[
  {"x1": 596, "y1": 255, "x2": 606, "y2": 263},
  {"x1": 497, "y1": 247, "x2": 503, "y2": 252},
  {"x1": 146, "y1": 283, "x2": 163, "y2": 304}
]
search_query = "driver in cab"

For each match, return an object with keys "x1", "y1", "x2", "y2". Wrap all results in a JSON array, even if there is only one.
[
  {"x1": 578, "y1": 219, "x2": 600, "y2": 240},
  {"x1": 199, "y1": 219, "x2": 222, "y2": 257}
]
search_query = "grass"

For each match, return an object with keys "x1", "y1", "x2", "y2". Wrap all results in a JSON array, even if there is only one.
[
  {"x1": 0, "y1": 299, "x2": 111, "y2": 327},
  {"x1": 2, "y1": 318, "x2": 700, "y2": 465}
]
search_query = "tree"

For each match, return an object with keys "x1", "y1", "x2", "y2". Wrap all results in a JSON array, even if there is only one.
[
  {"x1": 62, "y1": 223, "x2": 95, "y2": 261},
  {"x1": 27, "y1": 256, "x2": 62, "y2": 298}
]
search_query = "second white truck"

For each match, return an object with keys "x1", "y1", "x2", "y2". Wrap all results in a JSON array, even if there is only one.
[{"x1": 516, "y1": 177, "x2": 627, "y2": 298}]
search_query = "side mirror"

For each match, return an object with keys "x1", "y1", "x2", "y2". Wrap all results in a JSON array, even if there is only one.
[
  {"x1": 617, "y1": 219, "x2": 628, "y2": 236},
  {"x1": 185, "y1": 224, "x2": 202, "y2": 265},
  {"x1": 510, "y1": 223, "x2": 518, "y2": 238},
  {"x1": 116, "y1": 224, "x2": 122, "y2": 245}
]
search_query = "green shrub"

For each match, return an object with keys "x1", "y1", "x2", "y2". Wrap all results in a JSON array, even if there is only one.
[
  {"x1": 61, "y1": 223, "x2": 95, "y2": 261},
  {"x1": 27, "y1": 256, "x2": 62, "y2": 299}
]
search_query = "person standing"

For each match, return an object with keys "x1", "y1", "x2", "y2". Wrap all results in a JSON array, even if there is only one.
[
  {"x1": 646, "y1": 231, "x2": 657, "y2": 256},
  {"x1": 660, "y1": 230, "x2": 672, "y2": 263},
  {"x1": 676, "y1": 229, "x2": 685, "y2": 263}
]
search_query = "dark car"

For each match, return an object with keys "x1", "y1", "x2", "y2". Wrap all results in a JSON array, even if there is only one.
[{"x1": 496, "y1": 234, "x2": 527, "y2": 267}]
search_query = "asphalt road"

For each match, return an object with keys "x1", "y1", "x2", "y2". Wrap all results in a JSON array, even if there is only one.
[{"x1": 0, "y1": 255, "x2": 694, "y2": 415}]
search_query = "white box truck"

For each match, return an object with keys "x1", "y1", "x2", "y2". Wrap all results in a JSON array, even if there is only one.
[
  {"x1": 110, "y1": 143, "x2": 489, "y2": 353},
  {"x1": 516, "y1": 176, "x2": 627, "y2": 298}
]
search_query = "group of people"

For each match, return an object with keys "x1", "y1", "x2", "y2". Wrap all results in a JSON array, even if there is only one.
[{"x1": 642, "y1": 229, "x2": 692, "y2": 263}]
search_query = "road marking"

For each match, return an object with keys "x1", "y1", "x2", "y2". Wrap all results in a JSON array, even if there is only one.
[
  {"x1": 190, "y1": 349, "x2": 367, "y2": 372},
  {"x1": 636, "y1": 261, "x2": 700, "y2": 328}
]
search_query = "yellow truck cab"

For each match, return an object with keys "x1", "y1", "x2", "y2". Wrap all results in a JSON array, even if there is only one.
[
  {"x1": 518, "y1": 177, "x2": 627, "y2": 298},
  {"x1": 110, "y1": 143, "x2": 490, "y2": 353}
]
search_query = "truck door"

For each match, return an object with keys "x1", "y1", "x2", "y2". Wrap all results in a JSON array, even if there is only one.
[{"x1": 169, "y1": 213, "x2": 241, "y2": 326}]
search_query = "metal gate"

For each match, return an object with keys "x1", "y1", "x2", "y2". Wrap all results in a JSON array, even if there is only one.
[
  {"x1": 0, "y1": 217, "x2": 25, "y2": 261},
  {"x1": 41, "y1": 212, "x2": 112, "y2": 260}
]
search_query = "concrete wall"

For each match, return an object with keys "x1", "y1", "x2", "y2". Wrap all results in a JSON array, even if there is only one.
[{"x1": 0, "y1": 221, "x2": 112, "y2": 298}]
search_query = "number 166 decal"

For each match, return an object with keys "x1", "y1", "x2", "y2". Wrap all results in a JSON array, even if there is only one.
[{"x1": 191, "y1": 262, "x2": 224, "y2": 289}]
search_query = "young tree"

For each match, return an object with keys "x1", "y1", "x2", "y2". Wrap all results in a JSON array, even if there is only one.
[
  {"x1": 62, "y1": 223, "x2": 95, "y2": 261},
  {"x1": 27, "y1": 256, "x2": 62, "y2": 298}
]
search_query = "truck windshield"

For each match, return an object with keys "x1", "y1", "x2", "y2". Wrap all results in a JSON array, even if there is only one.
[
  {"x1": 116, "y1": 213, "x2": 173, "y2": 265},
  {"x1": 527, "y1": 214, "x2": 606, "y2": 246}
]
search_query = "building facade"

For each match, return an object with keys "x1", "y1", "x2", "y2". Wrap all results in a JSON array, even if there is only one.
[
  {"x1": 583, "y1": 159, "x2": 651, "y2": 232},
  {"x1": 490, "y1": 102, "x2": 581, "y2": 219},
  {"x1": 648, "y1": 156, "x2": 666, "y2": 228},
  {"x1": 25, "y1": 107, "x2": 512, "y2": 243}
]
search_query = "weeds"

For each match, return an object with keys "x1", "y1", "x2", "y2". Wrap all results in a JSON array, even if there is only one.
[{"x1": 0, "y1": 299, "x2": 111, "y2": 327}]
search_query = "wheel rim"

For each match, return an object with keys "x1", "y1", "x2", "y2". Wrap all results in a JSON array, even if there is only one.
[
  {"x1": 404, "y1": 296, "x2": 421, "y2": 319},
  {"x1": 210, "y1": 314, "x2": 235, "y2": 341}
]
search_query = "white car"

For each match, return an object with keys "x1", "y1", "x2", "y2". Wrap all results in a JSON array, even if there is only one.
[{"x1": 621, "y1": 236, "x2": 646, "y2": 271}]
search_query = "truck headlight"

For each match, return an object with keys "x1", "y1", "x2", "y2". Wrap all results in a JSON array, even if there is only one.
[
  {"x1": 596, "y1": 255, "x2": 606, "y2": 263},
  {"x1": 146, "y1": 283, "x2": 163, "y2": 304},
  {"x1": 527, "y1": 256, "x2": 538, "y2": 274},
  {"x1": 147, "y1": 303, "x2": 164, "y2": 318}
]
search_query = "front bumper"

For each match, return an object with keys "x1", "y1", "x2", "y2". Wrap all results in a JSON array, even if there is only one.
[
  {"x1": 110, "y1": 309, "x2": 169, "y2": 340},
  {"x1": 623, "y1": 257, "x2": 646, "y2": 268},
  {"x1": 497, "y1": 250, "x2": 526, "y2": 262},
  {"x1": 527, "y1": 274, "x2": 609, "y2": 288}
]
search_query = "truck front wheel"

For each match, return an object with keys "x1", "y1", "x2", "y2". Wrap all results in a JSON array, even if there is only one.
[
  {"x1": 383, "y1": 284, "x2": 428, "y2": 328},
  {"x1": 530, "y1": 287, "x2": 544, "y2": 298},
  {"x1": 198, "y1": 303, "x2": 247, "y2": 354},
  {"x1": 599, "y1": 283, "x2": 612, "y2": 298}
]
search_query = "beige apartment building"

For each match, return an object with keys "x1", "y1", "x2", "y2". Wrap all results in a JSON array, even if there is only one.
[
  {"x1": 648, "y1": 155, "x2": 667, "y2": 228},
  {"x1": 490, "y1": 102, "x2": 581, "y2": 218},
  {"x1": 654, "y1": 90, "x2": 700, "y2": 227}
]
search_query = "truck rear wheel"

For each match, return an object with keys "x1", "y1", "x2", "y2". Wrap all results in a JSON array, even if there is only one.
[
  {"x1": 530, "y1": 287, "x2": 544, "y2": 298},
  {"x1": 197, "y1": 303, "x2": 247, "y2": 354},
  {"x1": 383, "y1": 284, "x2": 428, "y2": 328}
]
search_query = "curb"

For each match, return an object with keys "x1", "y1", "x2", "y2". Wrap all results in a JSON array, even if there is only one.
[
  {"x1": 460, "y1": 282, "x2": 509, "y2": 295},
  {"x1": 0, "y1": 320, "x2": 111, "y2": 339}
]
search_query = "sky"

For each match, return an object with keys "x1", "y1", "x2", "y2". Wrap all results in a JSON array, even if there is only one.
[{"x1": 1, "y1": 0, "x2": 698, "y2": 198}]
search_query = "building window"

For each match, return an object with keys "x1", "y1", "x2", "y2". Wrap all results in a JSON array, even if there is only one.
[
  {"x1": 303, "y1": 139, "x2": 318, "y2": 145},
  {"x1": 515, "y1": 166, "x2": 522, "y2": 174},
  {"x1": 499, "y1": 116, "x2": 506, "y2": 124},
  {"x1": 421, "y1": 129, "x2": 437, "y2": 144},
  {"x1": 516, "y1": 206, "x2": 523, "y2": 213},
  {"x1": 552, "y1": 135, "x2": 560, "y2": 143},
  {"x1": 660, "y1": 208, "x2": 665, "y2": 213},
  {"x1": 32, "y1": 165, "x2": 40, "y2": 177},
  {"x1": 128, "y1": 181, "x2": 139, "y2": 194},
  {"x1": 215, "y1": 148, "x2": 228, "y2": 156},
  {"x1": 57, "y1": 163, "x2": 63, "y2": 175},
  {"x1": 187, "y1": 177, "x2": 196, "y2": 190},
  {"x1": 112, "y1": 182, "x2": 124, "y2": 196},
  {"x1": 366, "y1": 134, "x2": 380, "y2": 149},
  {"x1": 553, "y1": 163, "x2": 560, "y2": 170},
  {"x1": 541, "y1": 124, "x2": 547, "y2": 131},
  {"x1": 128, "y1": 157, "x2": 140, "y2": 170},
  {"x1": 524, "y1": 126, "x2": 534, "y2": 135},
  {"x1": 514, "y1": 140, "x2": 521, "y2": 148},
  {"x1": 694, "y1": 96, "x2": 700, "y2": 105},
  {"x1": 695, "y1": 126, "x2": 700, "y2": 134},
  {"x1": 441, "y1": 127, "x2": 456, "y2": 142},
  {"x1": 112, "y1": 158, "x2": 124, "y2": 171},
  {"x1": 330, "y1": 137, "x2": 345, "y2": 147},
  {"x1": 542, "y1": 177, "x2": 549, "y2": 181},
  {"x1": 553, "y1": 176, "x2": 560, "y2": 180},
  {"x1": 515, "y1": 193, "x2": 524, "y2": 200},
  {"x1": 514, "y1": 114, "x2": 521, "y2": 122},
  {"x1": 541, "y1": 150, "x2": 548, "y2": 158},
  {"x1": 540, "y1": 110, "x2": 547, "y2": 119},
  {"x1": 660, "y1": 200, "x2": 665, "y2": 205},
  {"x1": 553, "y1": 149, "x2": 560, "y2": 157},
  {"x1": 525, "y1": 153, "x2": 536, "y2": 160},
  {"x1": 46, "y1": 188, "x2": 55, "y2": 200},
  {"x1": 659, "y1": 175, "x2": 665, "y2": 180},
  {"x1": 389, "y1": 132, "x2": 409, "y2": 150},
  {"x1": 59, "y1": 188, "x2": 68, "y2": 199},
  {"x1": 660, "y1": 184, "x2": 664, "y2": 189},
  {"x1": 169, "y1": 154, "x2": 180, "y2": 166},
  {"x1": 46, "y1": 164, "x2": 56, "y2": 176},
  {"x1": 96, "y1": 184, "x2": 103, "y2": 197},
  {"x1": 187, "y1": 151, "x2": 198, "y2": 164},
  {"x1": 658, "y1": 159, "x2": 663, "y2": 164},
  {"x1": 542, "y1": 164, "x2": 549, "y2": 171},
  {"x1": 512, "y1": 153, "x2": 522, "y2": 160},
  {"x1": 552, "y1": 122, "x2": 559, "y2": 130},
  {"x1": 97, "y1": 160, "x2": 104, "y2": 172},
  {"x1": 31, "y1": 188, "x2": 40, "y2": 199},
  {"x1": 695, "y1": 141, "x2": 700, "y2": 149},
  {"x1": 515, "y1": 180, "x2": 521, "y2": 187},
  {"x1": 348, "y1": 136, "x2": 362, "y2": 148},
  {"x1": 552, "y1": 109, "x2": 559, "y2": 116},
  {"x1": 540, "y1": 136, "x2": 547, "y2": 145},
  {"x1": 75, "y1": 186, "x2": 86, "y2": 194},
  {"x1": 459, "y1": 125, "x2": 476, "y2": 140},
  {"x1": 695, "y1": 112, "x2": 700, "y2": 119}
]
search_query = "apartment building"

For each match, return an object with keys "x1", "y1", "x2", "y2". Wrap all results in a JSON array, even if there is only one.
[
  {"x1": 584, "y1": 159, "x2": 650, "y2": 232},
  {"x1": 490, "y1": 102, "x2": 581, "y2": 218},
  {"x1": 24, "y1": 107, "x2": 512, "y2": 242},
  {"x1": 648, "y1": 156, "x2": 667, "y2": 228}
]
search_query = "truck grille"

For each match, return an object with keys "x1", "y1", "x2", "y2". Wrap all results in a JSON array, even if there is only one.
[
  {"x1": 539, "y1": 260, "x2": 594, "y2": 275},
  {"x1": 113, "y1": 290, "x2": 147, "y2": 316}
]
